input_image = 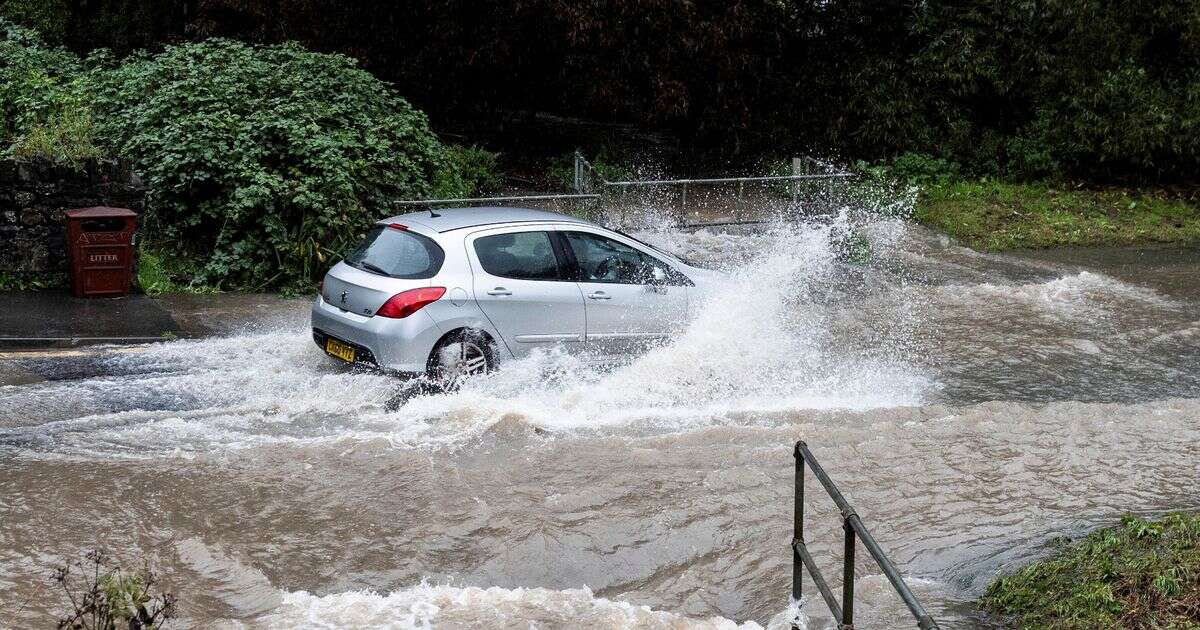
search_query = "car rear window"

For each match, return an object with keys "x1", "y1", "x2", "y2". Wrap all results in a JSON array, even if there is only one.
[{"x1": 343, "y1": 226, "x2": 444, "y2": 279}]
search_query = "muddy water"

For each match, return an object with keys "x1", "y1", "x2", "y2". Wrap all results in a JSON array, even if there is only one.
[{"x1": 1, "y1": 212, "x2": 1198, "y2": 628}]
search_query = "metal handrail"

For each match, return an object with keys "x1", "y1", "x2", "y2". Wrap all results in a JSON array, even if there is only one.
[
  {"x1": 604, "y1": 173, "x2": 852, "y2": 186},
  {"x1": 793, "y1": 440, "x2": 938, "y2": 629}
]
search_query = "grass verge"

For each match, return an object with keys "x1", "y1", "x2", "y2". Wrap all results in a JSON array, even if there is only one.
[
  {"x1": 982, "y1": 513, "x2": 1200, "y2": 629},
  {"x1": 915, "y1": 182, "x2": 1200, "y2": 250}
]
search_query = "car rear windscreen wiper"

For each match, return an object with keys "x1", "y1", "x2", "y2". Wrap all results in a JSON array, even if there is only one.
[{"x1": 358, "y1": 261, "x2": 391, "y2": 276}]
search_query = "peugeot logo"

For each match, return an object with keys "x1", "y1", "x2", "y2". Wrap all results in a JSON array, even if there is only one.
[{"x1": 340, "y1": 290, "x2": 349, "y2": 304}]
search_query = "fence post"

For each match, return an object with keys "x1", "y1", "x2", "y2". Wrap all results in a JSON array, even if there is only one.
[
  {"x1": 736, "y1": 179, "x2": 745, "y2": 220},
  {"x1": 791, "y1": 157, "x2": 802, "y2": 206},
  {"x1": 843, "y1": 519, "x2": 856, "y2": 629},
  {"x1": 793, "y1": 443, "x2": 804, "y2": 603},
  {"x1": 574, "y1": 150, "x2": 583, "y2": 194},
  {"x1": 679, "y1": 182, "x2": 689, "y2": 226}
]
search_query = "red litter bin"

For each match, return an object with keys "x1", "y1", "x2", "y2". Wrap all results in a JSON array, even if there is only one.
[{"x1": 65, "y1": 207, "x2": 138, "y2": 298}]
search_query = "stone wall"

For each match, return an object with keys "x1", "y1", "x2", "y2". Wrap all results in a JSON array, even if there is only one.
[{"x1": 0, "y1": 159, "x2": 143, "y2": 286}]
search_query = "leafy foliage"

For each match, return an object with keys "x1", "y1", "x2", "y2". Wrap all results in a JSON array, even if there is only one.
[
  {"x1": 800, "y1": 0, "x2": 1200, "y2": 183},
  {"x1": 982, "y1": 513, "x2": 1200, "y2": 629},
  {"x1": 0, "y1": 0, "x2": 67, "y2": 44},
  {"x1": 0, "y1": 271, "x2": 60, "y2": 291},
  {"x1": 83, "y1": 39, "x2": 445, "y2": 290},
  {"x1": 1, "y1": 24, "x2": 491, "y2": 291},
  {"x1": 51, "y1": 550, "x2": 175, "y2": 630},
  {"x1": 9, "y1": 97, "x2": 99, "y2": 166},
  {"x1": 0, "y1": 0, "x2": 183, "y2": 52},
  {"x1": 6, "y1": 2, "x2": 1200, "y2": 182},
  {"x1": 547, "y1": 152, "x2": 631, "y2": 191},
  {"x1": 432, "y1": 144, "x2": 501, "y2": 199},
  {"x1": 136, "y1": 248, "x2": 219, "y2": 295},
  {"x1": 0, "y1": 18, "x2": 84, "y2": 146},
  {"x1": 887, "y1": 153, "x2": 961, "y2": 187}
]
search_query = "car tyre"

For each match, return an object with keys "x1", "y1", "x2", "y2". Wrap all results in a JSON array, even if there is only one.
[{"x1": 427, "y1": 330, "x2": 496, "y2": 389}]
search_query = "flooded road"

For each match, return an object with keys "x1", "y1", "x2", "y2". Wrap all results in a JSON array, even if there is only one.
[{"x1": 1, "y1": 209, "x2": 1198, "y2": 628}]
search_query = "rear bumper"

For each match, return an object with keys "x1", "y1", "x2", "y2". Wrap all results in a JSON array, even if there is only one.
[
  {"x1": 311, "y1": 328, "x2": 379, "y2": 365},
  {"x1": 310, "y1": 295, "x2": 443, "y2": 373}
]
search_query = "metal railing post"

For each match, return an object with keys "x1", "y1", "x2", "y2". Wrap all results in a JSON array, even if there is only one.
[
  {"x1": 843, "y1": 520, "x2": 856, "y2": 629},
  {"x1": 574, "y1": 150, "x2": 583, "y2": 194},
  {"x1": 791, "y1": 440, "x2": 939, "y2": 629},
  {"x1": 791, "y1": 157, "x2": 802, "y2": 206},
  {"x1": 679, "y1": 182, "x2": 689, "y2": 226},
  {"x1": 737, "y1": 179, "x2": 745, "y2": 221},
  {"x1": 793, "y1": 442, "x2": 804, "y2": 602}
]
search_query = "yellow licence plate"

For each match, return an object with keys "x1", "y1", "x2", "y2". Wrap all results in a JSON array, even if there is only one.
[{"x1": 325, "y1": 338, "x2": 356, "y2": 363}]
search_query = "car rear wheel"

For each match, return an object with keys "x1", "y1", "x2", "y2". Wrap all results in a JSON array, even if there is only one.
[{"x1": 427, "y1": 330, "x2": 495, "y2": 388}]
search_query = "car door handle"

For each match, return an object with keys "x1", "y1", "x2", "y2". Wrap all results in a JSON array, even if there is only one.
[
  {"x1": 487, "y1": 288, "x2": 512, "y2": 296},
  {"x1": 587, "y1": 291, "x2": 612, "y2": 300}
]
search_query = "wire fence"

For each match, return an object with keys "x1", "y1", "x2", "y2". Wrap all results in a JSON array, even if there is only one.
[{"x1": 393, "y1": 152, "x2": 854, "y2": 228}]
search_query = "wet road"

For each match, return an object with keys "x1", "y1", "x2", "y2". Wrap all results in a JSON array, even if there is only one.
[{"x1": 1, "y1": 210, "x2": 1198, "y2": 628}]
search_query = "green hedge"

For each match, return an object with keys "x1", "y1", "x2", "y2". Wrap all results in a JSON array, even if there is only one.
[
  {"x1": 1, "y1": 21, "x2": 484, "y2": 291},
  {"x1": 86, "y1": 39, "x2": 446, "y2": 290}
]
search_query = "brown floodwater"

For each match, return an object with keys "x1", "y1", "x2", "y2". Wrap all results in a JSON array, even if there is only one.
[{"x1": 1, "y1": 212, "x2": 1198, "y2": 629}]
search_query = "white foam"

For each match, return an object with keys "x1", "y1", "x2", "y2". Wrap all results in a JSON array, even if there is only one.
[
  {"x1": 250, "y1": 583, "x2": 807, "y2": 630},
  {"x1": 947, "y1": 270, "x2": 1172, "y2": 312}
]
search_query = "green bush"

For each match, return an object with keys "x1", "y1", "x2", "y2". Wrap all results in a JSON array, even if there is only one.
[
  {"x1": 84, "y1": 39, "x2": 446, "y2": 290},
  {"x1": 547, "y1": 152, "x2": 631, "y2": 191},
  {"x1": 2, "y1": 26, "x2": 457, "y2": 291},
  {"x1": 0, "y1": 18, "x2": 83, "y2": 144},
  {"x1": 888, "y1": 152, "x2": 960, "y2": 186},
  {"x1": 432, "y1": 144, "x2": 501, "y2": 199},
  {"x1": 1012, "y1": 63, "x2": 1200, "y2": 181},
  {"x1": 855, "y1": 152, "x2": 962, "y2": 188}
]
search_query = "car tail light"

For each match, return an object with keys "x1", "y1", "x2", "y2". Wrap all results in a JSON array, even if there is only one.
[{"x1": 376, "y1": 287, "x2": 446, "y2": 319}]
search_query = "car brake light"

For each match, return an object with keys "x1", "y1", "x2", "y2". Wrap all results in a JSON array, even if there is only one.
[
  {"x1": 387, "y1": 223, "x2": 408, "y2": 231},
  {"x1": 376, "y1": 287, "x2": 446, "y2": 318}
]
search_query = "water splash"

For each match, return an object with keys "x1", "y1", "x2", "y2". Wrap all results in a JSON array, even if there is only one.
[
  {"x1": 1, "y1": 202, "x2": 935, "y2": 456},
  {"x1": 388, "y1": 213, "x2": 931, "y2": 443}
]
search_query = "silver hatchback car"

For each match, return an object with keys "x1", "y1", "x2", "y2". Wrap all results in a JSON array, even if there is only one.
[{"x1": 312, "y1": 207, "x2": 716, "y2": 382}]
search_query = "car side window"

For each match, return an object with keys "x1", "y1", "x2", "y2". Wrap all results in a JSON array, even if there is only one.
[
  {"x1": 564, "y1": 231, "x2": 667, "y2": 285},
  {"x1": 474, "y1": 231, "x2": 561, "y2": 280}
]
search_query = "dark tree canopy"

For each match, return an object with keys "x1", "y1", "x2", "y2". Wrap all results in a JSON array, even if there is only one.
[{"x1": 3, "y1": 0, "x2": 1198, "y2": 182}]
